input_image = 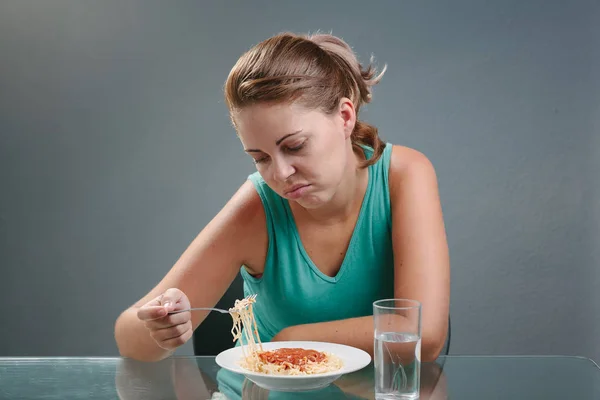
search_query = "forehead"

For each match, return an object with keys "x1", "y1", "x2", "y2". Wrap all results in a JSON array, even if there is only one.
[
  {"x1": 234, "y1": 102, "x2": 329, "y2": 142},
  {"x1": 235, "y1": 102, "x2": 305, "y2": 132}
]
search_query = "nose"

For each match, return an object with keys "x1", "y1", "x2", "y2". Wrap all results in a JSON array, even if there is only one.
[{"x1": 272, "y1": 156, "x2": 295, "y2": 183}]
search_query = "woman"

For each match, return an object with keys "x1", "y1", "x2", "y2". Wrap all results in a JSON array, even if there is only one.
[{"x1": 114, "y1": 31, "x2": 450, "y2": 363}]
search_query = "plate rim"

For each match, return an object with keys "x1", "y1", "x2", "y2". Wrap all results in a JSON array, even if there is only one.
[{"x1": 215, "y1": 340, "x2": 372, "y2": 379}]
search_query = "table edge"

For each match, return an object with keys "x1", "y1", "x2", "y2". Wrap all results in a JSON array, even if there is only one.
[{"x1": 0, "y1": 354, "x2": 597, "y2": 368}]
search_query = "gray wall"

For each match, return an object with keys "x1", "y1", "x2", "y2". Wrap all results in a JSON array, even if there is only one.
[{"x1": 1, "y1": 0, "x2": 598, "y2": 361}]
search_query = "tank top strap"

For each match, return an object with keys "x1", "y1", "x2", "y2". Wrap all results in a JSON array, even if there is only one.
[
  {"x1": 362, "y1": 142, "x2": 394, "y2": 229},
  {"x1": 246, "y1": 172, "x2": 294, "y2": 280}
]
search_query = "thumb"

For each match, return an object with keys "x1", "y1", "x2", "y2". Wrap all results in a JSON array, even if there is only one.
[{"x1": 159, "y1": 288, "x2": 184, "y2": 311}]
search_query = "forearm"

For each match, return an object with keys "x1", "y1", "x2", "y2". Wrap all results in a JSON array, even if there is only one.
[
  {"x1": 273, "y1": 316, "x2": 375, "y2": 355},
  {"x1": 114, "y1": 308, "x2": 174, "y2": 362},
  {"x1": 273, "y1": 315, "x2": 444, "y2": 362}
]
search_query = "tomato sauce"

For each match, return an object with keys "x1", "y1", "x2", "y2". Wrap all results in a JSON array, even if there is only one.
[{"x1": 258, "y1": 348, "x2": 327, "y2": 371}]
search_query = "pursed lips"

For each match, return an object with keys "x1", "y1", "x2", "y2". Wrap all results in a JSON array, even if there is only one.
[{"x1": 284, "y1": 184, "x2": 310, "y2": 195}]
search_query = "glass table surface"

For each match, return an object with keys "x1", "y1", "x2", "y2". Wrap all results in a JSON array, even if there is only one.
[{"x1": 0, "y1": 355, "x2": 598, "y2": 399}]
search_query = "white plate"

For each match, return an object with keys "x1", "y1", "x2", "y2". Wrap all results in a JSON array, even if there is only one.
[{"x1": 215, "y1": 341, "x2": 372, "y2": 392}]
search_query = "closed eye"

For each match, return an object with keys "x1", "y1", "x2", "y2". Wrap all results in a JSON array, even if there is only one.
[
  {"x1": 285, "y1": 141, "x2": 306, "y2": 153},
  {"x1": 250, "y1": 139, "x2": 306, "y2": 164},
  {"x1": 253, "y1": 155, "x2": 270, "y2": 164}
]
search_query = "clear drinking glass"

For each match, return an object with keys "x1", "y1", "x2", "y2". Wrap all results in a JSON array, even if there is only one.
[{"x1": 373, "y1": 299, "x2": 422, "y2": 400}]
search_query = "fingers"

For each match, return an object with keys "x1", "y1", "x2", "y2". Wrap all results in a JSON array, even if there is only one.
[
  {"x1": 153, "y1": 321, "x2": 194, "y2": 350},
  {"x1": 152, "y1": 320, "x2": 192, "y2": 342},
  {"x1": 138, "y1": 288, "x2": 188, "y2": 321},
  {"x1": 137, "y1": 305, "x2": 168, "y2": 321},
  {"x1": 158, "y1": 288, "x2": 184, "y2": 311},
  {"x1": 144, "y1": 311, "x2": 190, "y2": 330}
]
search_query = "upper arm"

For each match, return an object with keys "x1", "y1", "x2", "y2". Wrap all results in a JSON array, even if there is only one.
[
  {"x1": 388, "y1": 145, "x2": 450, "y2": 359},
  {"x1": 132, "y1": 179, "x2": 268, "y2": 330}
]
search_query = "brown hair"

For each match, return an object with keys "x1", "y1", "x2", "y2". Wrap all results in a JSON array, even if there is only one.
[{"x1": 224, "y1": 32, "x2": 387, "y2": 167}]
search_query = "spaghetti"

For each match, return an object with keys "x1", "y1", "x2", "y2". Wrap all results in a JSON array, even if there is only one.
[
  {"x1": 229, "y1": 295, "x2": 263, "y2": 363},
  {"x1": 228, "y1": 295, "x2": 343, "y2": 375}
]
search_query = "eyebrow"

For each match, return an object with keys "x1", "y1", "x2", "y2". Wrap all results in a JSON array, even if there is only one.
[{"x1": 244, "y1": 130, "x2": 303, "y2": 153}]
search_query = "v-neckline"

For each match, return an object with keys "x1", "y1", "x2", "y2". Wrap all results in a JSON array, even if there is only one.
[{"x1": 282, "y1": 165, "x2": 373, "y2": 283}]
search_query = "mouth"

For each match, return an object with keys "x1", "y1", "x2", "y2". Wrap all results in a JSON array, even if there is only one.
[{"x1": 284, "y1": 184, "x2": 311, "y2": 197}]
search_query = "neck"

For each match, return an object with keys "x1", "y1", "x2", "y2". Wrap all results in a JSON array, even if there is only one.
[{"x1": 293, "y1": 145, "x2": 368, "y2": 225}]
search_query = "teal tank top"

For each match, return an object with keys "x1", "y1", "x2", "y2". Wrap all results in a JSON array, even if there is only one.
[{"x1": 240, "y1": 143, "x2": 395, "y2": 342}]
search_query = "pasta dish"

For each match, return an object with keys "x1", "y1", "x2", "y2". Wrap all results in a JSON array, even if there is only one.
[{"x1": 228, "y1": 295, "x2": 343, "y2": 375}]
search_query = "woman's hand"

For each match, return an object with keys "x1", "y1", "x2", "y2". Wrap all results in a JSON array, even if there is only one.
[{"x1": 137, "y1": 288, "x2": 193, "y2": 350}]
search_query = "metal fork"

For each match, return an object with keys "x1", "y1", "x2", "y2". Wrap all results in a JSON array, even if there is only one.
[
  {"x1": 167, "y1": 294, "x2": 257, "y2": 315},
  {"x1": 168, "y1": 307, "x2": 230, "y2": 315}
]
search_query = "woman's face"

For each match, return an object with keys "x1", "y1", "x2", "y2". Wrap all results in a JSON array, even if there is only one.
[{"x1": 235, "y1": 100, "x2": 356, "y2": 209}]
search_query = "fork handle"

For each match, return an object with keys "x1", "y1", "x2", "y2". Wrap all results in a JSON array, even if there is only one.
[{"x1": 168, "y1": 307, "x2": 230, "y2": 315}]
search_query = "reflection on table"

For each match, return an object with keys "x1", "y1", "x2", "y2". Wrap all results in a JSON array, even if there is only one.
[
  {"x1": 0, "y1": 355, "x2": 598, "y2": 399},
  {"x1": 116, "y1": 356, "x2": 446, "y2": 400}
]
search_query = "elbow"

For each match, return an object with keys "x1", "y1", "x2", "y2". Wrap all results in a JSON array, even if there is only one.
[
  {"x1": 114, "y1": 315, "x2": 126, "y2": 353},
  {"x1": 114, "y1": 318, "x2": 135, "y2": 360},
  {"x1": 115, "y1": 336, "x2": 172, "y2": 363},
  {"x1": 116, "y1": 346, "x2": 135, "y2": 360},
  {"x1": 420, "y1": 332, "x2": 447, "y2": 363},
  {"x1": 421, "y1": 340, "x2": 443, "y2": 363},
  {"x1": 420, "y1": 316, "x2": 450, "y2": 362},
  {"x1": 421, "y1": 346, "x2": 442, "y2": 363},
  {"x1": 118, "y1": 349, "x2": 170, "y2": 363},
  {"x1": 114, "y1": 312, "x2": 170, "y2": 363}
]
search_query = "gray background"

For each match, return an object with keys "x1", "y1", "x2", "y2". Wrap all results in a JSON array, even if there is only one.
[{"x1": 0, "y1": 0, "x2": 598, "y2": 361}]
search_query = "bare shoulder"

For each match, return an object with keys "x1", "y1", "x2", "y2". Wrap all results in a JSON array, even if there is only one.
[
  {"x1": 223, "y1": 179, "x2": 265, "y2": 224},
  {"x1": 388, "y1": 144, "x2": 438, "y2": 198}
]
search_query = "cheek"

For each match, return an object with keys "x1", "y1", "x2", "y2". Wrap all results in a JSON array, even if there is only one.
[
  {"x1": 315, "y1": 155, "x2": 345, "y2": 186},
  {"x1": 255, "y1": 166, "x2": 277, "y2": 188}
]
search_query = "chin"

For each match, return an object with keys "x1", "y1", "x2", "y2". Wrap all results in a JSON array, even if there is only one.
[
  {"x1": 294, "y1": 200, "x2": 321, "y2": 209},
  {"x1": 293, "y1": 193, "x2": 331, "y2": 209}
]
